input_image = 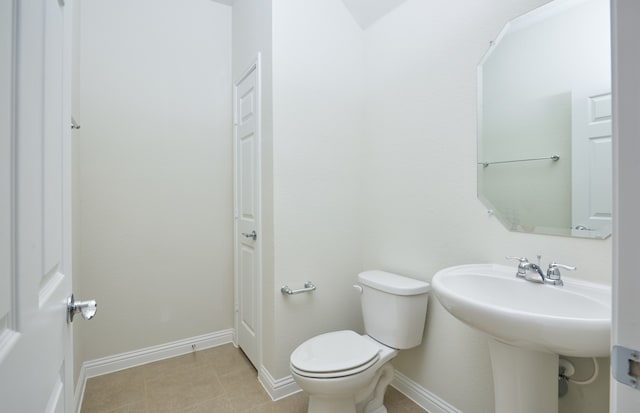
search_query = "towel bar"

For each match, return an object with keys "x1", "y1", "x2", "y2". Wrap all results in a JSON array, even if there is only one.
[{"x1": 281, "y1": 281, "x2": 316, "y2": 295}]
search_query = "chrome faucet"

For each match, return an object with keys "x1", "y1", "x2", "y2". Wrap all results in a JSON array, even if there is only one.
[
  {"x1": 506, "y1": 256, "x2": 576, "y2": 286},
  {"x1": 506, "y1": 256, "x2": 530, "y2": 277},
  {"x1": 546, "y1": 262, "x2": 577, "y2": 285}
]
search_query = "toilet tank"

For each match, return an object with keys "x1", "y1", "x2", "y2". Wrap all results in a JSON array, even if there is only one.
[{"x1": 358, "y1": 270, "x2": 430, "y2": 350}]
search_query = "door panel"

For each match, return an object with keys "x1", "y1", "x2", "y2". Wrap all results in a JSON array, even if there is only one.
[
  {"x1": 234, "y1": 60, "x2": 260, "y2": 369},
  {"x1": 0, "y1": 0, "x2": 74, "y2": 412},
  {"x1": 240, "y1": 244, "x2": 256, "y2": 335},
  {"x1": 571, "y1": 90, "x2": 612, "y2": 235},
  {"x1": 240, "y1": 133, "x2": 256, "y2": 221}
]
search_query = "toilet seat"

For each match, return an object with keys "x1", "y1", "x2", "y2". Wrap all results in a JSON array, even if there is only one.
[{"x1": 290, "y1": 330, "x2": 381, "y2": 379}]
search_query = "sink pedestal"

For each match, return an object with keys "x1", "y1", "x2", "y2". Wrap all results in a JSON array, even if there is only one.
[
  {"x1": 488, "y1": 339, "x2": 558, "y2": 413},
  {"x1": 433, "y1": 264, "x2": 610, "y2": 413}
]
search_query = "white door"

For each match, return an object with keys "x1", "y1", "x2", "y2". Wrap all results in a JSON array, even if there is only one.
[
  {"x1": 612, "y1": 0, "x2": 640, "y2": 411},
  {"x1": 233, "y1": 57, "x2": 261, "y2": 369},
  {"x1": 0, "y1": 0, "x2": 74, "y2": 412},
  {"x1": 571, "y1": 89, "x2": 612, "y2": 236}
]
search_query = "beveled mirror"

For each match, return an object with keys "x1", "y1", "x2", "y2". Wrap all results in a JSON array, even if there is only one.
[{"x1": 477, "y1": 0, "x2": 611, "y2": 239}]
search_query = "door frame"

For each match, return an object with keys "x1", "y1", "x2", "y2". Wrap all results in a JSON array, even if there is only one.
[
  {"x1": 611, "y1": 0, "x2": 640, "y2": 410},
  {"x1": 233, "y1": 53, "x2": 263, "y2": 370}
]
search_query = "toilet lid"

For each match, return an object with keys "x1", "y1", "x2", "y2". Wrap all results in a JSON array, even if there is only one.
[{"x1": 290, "y1": 330, "x2": 380, "y2": 374}]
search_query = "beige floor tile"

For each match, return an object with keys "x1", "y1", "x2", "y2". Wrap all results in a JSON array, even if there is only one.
[
  {"x1": 139, "y1": 352, "x2": 205, "y2": 378},
  {"x1": 82, "y1": 368, "x2": 146, "y2": 413},
  {"x1": 145, "y1": 365, "x2": 224, "y2": 413},
  {"x1": 81, "y1": 344, "x2": 427, "y2": 413},
  {"x1": 179, "y1": 396, "x2": 233, "y2": 413},
  {"x1": 245, "y1": 391, "x2": 309, "y2": 413},
  {"x1": 384, "y1": 386, "x2": 408, "y2": 405},
  {"x1": 216, "y1": 360, "x2": 259, "y2": 390},
  {"x1": 387, "y1": 402, "x2": 422, "y2": 413},
  {"x1": 401, "y1": 402, "x2": 430, "y2": 413},
  {"x1": 202, "y1": 344, "x2": 256, "y2": 378},
  {"x1": 95, "y1": 401, "x2": 148, "y2": 413},
  {"x1": 384, "y1": 386, "x2": 429, "y2": 413},
  {"x1": 222, "y1": 377, "x2": 271, "y2": 412}
]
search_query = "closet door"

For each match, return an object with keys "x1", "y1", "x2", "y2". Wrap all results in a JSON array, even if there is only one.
[{"x1": 234, "y1": 57, "x2": 262, "y2": 370}]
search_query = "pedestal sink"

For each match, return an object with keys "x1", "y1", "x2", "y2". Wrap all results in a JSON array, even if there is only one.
[{"x1": 432, "y1": 264, "x2": 610, "y2": 413}]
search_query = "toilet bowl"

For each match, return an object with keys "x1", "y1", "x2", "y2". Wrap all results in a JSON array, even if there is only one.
[
  {"x1": 290, "y1": 331, "x2": 397, "y2": 413},
  {"x1": 289, "y1": 271, "x2": 430, "y2": 413}
]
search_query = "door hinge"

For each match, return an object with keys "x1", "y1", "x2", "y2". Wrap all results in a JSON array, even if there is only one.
[{"x1": 613, "y1": 345, "x2": 640, "y2": 390}]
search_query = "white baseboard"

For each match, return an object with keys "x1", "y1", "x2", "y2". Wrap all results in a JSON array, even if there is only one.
[
  {"x1": 82, "y1": 329, "x2": 234, "y2": 378},
  {"x1": 74, "y1": 364, "x2": 87, "y2": 413},
  {"x1": 392, "y1": 370, "x2": 462, "y2": 413},
  {"x1": 74, "y1": 329, "x2": 234, "y2": 413},
  {"x1": 258, "y1": 365, "x2": 302, "y2": 401},
  {"x1": 255, "y1": 365, "x2": 460, "y2": 413}
]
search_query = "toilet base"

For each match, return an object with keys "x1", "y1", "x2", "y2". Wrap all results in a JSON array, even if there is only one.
[
  {"x1": 308, "y1": 395, "x2": 357, "y2": 413},
  {"x1": 356, "y1": 363, "x2": 394, "y2": 413},
  {"x1": 302, "y1": 362, "x2": 395, "y2": 413},
  {"x1": 307, "y1": 395, "x2": 389, "y2": 413}
]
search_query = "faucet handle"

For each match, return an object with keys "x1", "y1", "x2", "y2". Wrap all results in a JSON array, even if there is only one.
[
  {"x1": 546, "y1": 262, "x2": 576, "y2": 280},
  {"x1": 506, "y1": 256, "x2": 529, "y2": 276}
]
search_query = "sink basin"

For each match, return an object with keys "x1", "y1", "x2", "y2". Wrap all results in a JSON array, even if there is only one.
[
  {"x1": 432, "y1": 264, "x2": 611, "y2": 413},
  {"x1": 432, "y1": 263, "x2": 611, "y2": 357}
]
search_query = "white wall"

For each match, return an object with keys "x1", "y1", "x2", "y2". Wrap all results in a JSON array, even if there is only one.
[
  {"x1": 268, "y1": 0, "x2": 366, "y2": 378},
  {"x1": 73, "y1": 0, "x2": 233, "y2": 363},
  {"x1": 362, "y1": 0, "x2": 611, "y2": 412}
]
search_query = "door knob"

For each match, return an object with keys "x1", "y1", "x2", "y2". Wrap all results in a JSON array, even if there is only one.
[
  {"x1": 67, "y1": 294, "x2": 97, "y2": 322},
  {"x1": 241, "y1": 230, "x2": 257, "y2": 241}
]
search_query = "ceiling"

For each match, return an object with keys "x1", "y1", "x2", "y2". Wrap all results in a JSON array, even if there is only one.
[
  {"x1": 340, "y1": 0, "x2": 408, "y2": 29},
  {"x1": 214, "y1": 0, "x2": 408, "y2": 30}
]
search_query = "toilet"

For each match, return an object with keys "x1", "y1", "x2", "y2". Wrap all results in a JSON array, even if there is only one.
[{"x1": 290, "y1": 270, "x2": 430, "y2": 413}]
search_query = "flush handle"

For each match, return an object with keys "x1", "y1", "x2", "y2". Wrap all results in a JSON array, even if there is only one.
[{"x1": 67, "y1": 294, "x2": 97, "y2": 323}]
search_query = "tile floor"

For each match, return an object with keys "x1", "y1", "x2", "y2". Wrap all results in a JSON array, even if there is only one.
[{"x1": 81, "y1": 344, "x2": 427, "y2": 413}]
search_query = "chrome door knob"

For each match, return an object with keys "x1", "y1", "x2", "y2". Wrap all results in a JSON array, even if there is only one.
[
  {"x1": 241, "y1": 230, "x2": 257, "y2": 241},
  {"x1": 67, "y1": 294, "x2": 97, "y2": 322}
]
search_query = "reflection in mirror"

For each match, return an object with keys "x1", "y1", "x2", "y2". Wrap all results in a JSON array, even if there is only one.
[{"x1": 477, "y1": 0, "x2": 611, "y2": 239}]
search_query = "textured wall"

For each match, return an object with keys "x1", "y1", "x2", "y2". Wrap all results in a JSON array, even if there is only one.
[
  {"x1": 73, "y1": 0, "x2": 233, "y2": 362},
  {"x1": 268, "y1": 0, "x2": 366, "y2": 378}
]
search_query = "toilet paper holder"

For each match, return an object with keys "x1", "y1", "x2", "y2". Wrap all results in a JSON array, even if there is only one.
[{"x1": 281, "y1": 281, "x2": 316, "y2": 295}]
